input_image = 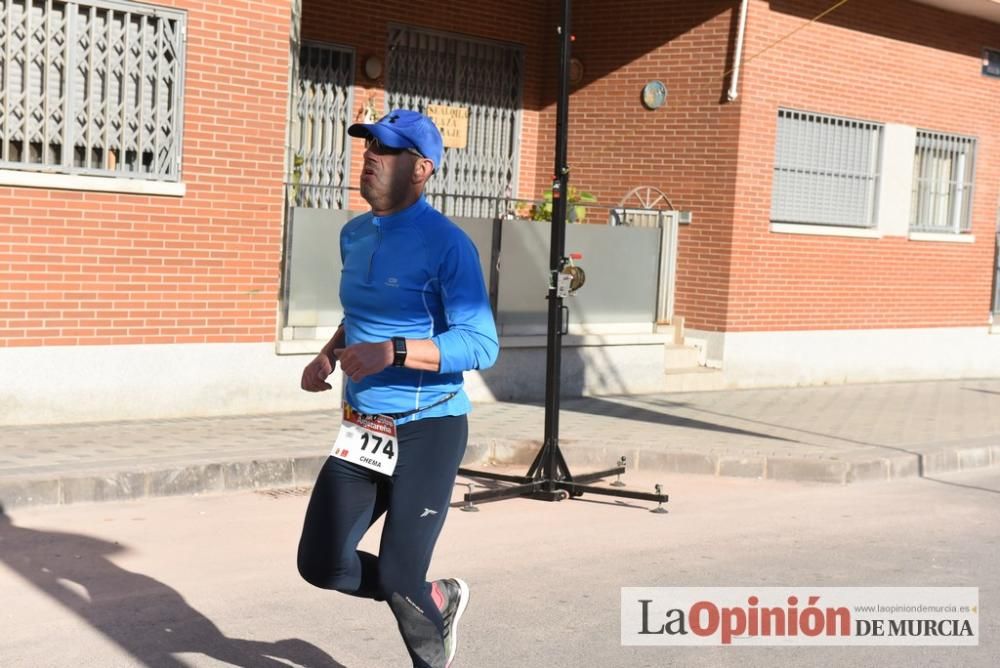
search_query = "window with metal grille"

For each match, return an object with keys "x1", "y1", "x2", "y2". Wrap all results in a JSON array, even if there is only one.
[
  {"x1": 910, "y1": 131, "x2": 976, "y2": 233},
  {"x1": 771, "y1": 109, "x2": 882, "y2": 228},
  {"x1": 0, "y1": 0, "x2": 186, "y2": 181}
]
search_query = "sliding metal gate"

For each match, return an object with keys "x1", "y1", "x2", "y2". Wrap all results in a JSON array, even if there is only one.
[
  {"x1": 386, "y1": 25, "x2": 523, "y2": 217},
  {"x1": 290, "y1": 42, "x2": 354, "y2": 209}
]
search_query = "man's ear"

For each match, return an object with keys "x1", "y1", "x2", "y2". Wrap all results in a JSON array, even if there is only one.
[{"x1": 412, "y1": 158, "x2": 434, "y2": 186}]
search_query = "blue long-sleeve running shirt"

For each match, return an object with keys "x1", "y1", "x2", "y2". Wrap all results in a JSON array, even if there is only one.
[{"x1": 339, "y1": 197, "x2": 499, "y2": 424}]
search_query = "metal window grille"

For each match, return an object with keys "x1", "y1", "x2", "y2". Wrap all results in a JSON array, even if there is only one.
[
  {"x1": 910, "y1": 130, "x2": 976, "y2": 233},
  {"x1": 386, "y1": 25, "x2": 523, "y2": 218},
  {"x1": 771, "y1": 109, "x2": 882, "y2": 228},
  {"x1": 0, "y1": 0, "x2": 185, "y2": 181},
  {"x1": 289, "y1": 41, "x2": 353, "y2": 209}
]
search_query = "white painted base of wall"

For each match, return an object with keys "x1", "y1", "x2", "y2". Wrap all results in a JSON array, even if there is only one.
[
  {"x1": 0, "y1": 343, "x2": 342, "y2": 426},
  {"x1": 688, "y1": 326, "x2": 1000, "y2": 387},
  {"x1": 6, "y1": 327, "x2": 997, "y2": 425},
  {"x1": 0, "y1": 336, "x2": 674, "y2": 426}
]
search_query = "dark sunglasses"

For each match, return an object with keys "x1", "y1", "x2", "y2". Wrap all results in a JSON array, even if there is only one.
[{"x1": 364, "y1": 136, "x2": 424, "y2": 159}]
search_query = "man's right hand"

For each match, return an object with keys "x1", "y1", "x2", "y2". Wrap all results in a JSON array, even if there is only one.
[{"x1": 301, "y1": 353, "x2": 335, "y2": 392}]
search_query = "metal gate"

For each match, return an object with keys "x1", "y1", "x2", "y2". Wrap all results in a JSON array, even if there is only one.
[
  {"x1": 386, "y1": 25, "x2": 523, "y2": 217},
  {"x1": 0, "y1": 0, "x2": 186, "y2": 179},
  {"x1": 290, "y1": 42, "x2": 354, "y2": 209}
]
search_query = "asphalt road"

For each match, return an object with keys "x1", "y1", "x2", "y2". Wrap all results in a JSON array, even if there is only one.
[{"x1": 1, "y1": 467, "x2": 997, "y2": 667}]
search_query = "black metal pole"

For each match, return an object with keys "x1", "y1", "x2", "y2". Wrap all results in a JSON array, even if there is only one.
[
  {"x1": 542, "y1": 0, "x2": 572, "y2": 491},
  {"x1": 456, "y1": 0, "x2": 668, "y2": 512}
]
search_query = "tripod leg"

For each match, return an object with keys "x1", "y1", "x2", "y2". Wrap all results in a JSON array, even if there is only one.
[
  {"x1": 554, "y1": 446, "x2": 575, "y2": 485},
  {"x1": 525, "y1": 440, "x2": 551, "y2": 479}
]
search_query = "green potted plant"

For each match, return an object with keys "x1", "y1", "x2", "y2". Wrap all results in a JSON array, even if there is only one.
[{"x1": 531, "y1": 185, "x2": 597, "y2": 223}]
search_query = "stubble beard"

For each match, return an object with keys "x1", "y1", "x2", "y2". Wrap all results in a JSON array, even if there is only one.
[
  {"x1": 360, "y1": 177, "x2": 393, "y2": 212},
  {"x1": 360, "y1": 180, "x2": 377, "y2": 207}
]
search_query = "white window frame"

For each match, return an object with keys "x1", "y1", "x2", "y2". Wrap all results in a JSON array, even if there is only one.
[
  {"x1": 910, "y1": 130, "x2": 976, "y2": 235},
  {"x1": 770, "y1": 108, "x2": 883, "y2": 231}
]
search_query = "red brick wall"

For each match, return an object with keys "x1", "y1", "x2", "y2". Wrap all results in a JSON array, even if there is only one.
[
  {"x1": 5, "y1": 0, "x2": 997, "y2": 349},
  {"x1": 0, "y1": 0, "x2": 291, "y2": 347},
  {"x1": 567, "y1": 1, "x2": 741, "y2": 331},
  {"x1": 728, "y1": 0, "x2": 1000, "y2": 331}
]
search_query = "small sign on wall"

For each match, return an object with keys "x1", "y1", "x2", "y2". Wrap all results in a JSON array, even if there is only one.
[
  {"x1": 427, "y1": 104, "x2": 469, "y2": 149},
  {"x1": 983, "y1": 48, "x2": 1000, "y2": 78}
]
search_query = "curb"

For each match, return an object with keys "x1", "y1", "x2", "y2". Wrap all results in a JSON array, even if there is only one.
[
  {"x1": 2, "y1": 440, "x2": 998, "y2": 510},
  {"x1": 0, "y1": 456, "x2": 326, "y2": 510},
  {"x1": 464, "y1": 438, "x2": 1000, "y2": 485}
]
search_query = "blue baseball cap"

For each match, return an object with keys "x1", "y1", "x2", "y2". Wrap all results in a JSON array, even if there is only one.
[{"x1": 348, "y1": 109, "x2": 443, "y2": 171}]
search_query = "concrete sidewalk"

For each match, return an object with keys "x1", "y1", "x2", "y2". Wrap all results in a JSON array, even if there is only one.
[{"x1": 2, "y1": 378, "x2": 1000, "y2": 508}]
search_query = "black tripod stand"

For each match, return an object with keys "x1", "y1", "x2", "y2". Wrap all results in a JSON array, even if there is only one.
[{"x1": 457, "y1": 0, "x2": 669, "y2": 512}]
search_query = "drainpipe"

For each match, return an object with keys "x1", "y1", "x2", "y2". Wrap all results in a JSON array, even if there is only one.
[{"x1": 727, "y1": 0, "x2": 750, "y2": 102}]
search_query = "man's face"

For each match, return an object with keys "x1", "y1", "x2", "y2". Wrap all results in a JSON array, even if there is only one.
[{"x1": 359, "y1": 136, "x2": 422, "y2": 215}]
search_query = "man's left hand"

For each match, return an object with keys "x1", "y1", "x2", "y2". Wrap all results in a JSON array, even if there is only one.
[{"x1": 333, "y1": 341, "x2": 394, "y2": 382}]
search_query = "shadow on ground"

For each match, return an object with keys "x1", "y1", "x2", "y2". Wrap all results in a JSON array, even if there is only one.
[{"x1": 0, "y1": 503, "x2": 345, "y2": 668}]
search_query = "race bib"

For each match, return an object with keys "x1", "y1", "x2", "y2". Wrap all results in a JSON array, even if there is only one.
[{"x1": 330, "y1": 403, "x2": 398, "y2": 475}]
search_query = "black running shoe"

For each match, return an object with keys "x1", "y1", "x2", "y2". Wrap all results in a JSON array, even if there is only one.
[{"x1": 437, "y1": 578, "x2": 470, "y2": 667}]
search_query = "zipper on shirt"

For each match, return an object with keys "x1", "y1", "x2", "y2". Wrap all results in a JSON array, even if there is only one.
[{"x1": 367, "y1": 221, "x2": 382, "y2": 284}]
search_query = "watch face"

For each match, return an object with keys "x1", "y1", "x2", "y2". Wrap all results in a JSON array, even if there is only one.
[{"x1": 642, "y1": 80, "x2": 667, "y2": 110}]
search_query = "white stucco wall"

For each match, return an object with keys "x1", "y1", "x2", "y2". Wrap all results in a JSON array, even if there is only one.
[
  {"x1": 690, "y1": 326, "x2": 1000, "y2": 387},
  {"x1": 5, "y1": 328, "x2": 999, "y2": 425},
  {"x1": 0, "y1": 335, "x2": 673, "y2": 425},
  {"x1": 0, "y1": 343, "x2": 341, "y2": 425}
]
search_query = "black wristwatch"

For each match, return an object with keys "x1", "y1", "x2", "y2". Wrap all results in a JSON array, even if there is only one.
[{"x1": 391, "y1": 337, "x2": 407, "y2": 367}]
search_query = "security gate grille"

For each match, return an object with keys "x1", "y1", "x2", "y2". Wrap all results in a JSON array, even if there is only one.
[
  {"x1": 0, "y1": 0, "x2": 185, "y2": 180},
  {"x1": 290, "y1": 41, "x2": 353, "y2": 209},
  {"x1": 386, "y1": 25, "x2": 522, "y2": 217},
  {"x1": 772, "y1": 109, "x2": 882, "y2": 228},
  {"x1": 910, "y1": 130, "x2": 976, "y2": 233}
]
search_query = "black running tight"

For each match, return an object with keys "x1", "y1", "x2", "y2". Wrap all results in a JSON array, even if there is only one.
[{"x1": 297, "y1": 414, "x2": 468, "y2": 668}]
